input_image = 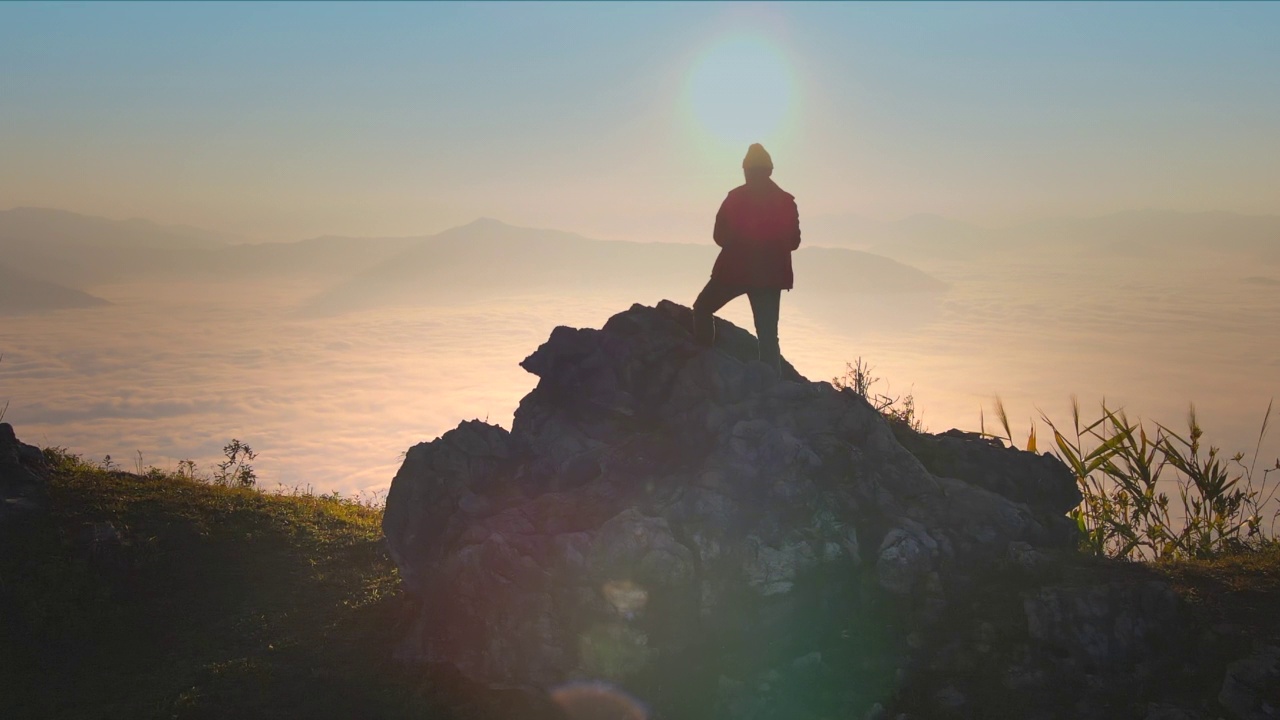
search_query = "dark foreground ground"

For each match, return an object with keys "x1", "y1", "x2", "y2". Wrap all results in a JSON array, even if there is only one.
[{"x1": 2, "y1": 451, "x2": 1277, "y2": 719}]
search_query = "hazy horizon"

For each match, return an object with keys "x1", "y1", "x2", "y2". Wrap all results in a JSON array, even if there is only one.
[
  {"x1": 3, "y1": 205, "x2": 1277, "y2": 506},
  {"x1": 10, "y1": 203, "x2": 1280, "y2": 245},
  {"x1": 4, "y1": 3, "x2": 1280, "y2": 243}
]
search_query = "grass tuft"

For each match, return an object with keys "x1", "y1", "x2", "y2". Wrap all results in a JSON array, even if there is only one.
[
  {"x1": 833, "y1": 357, "x2": 923, "y2": 432},
  {"x1": 980, "y1": 397, "x2": 1280, "y2": 561}
]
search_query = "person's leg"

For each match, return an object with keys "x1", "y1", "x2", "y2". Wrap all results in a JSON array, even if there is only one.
[
  {"x1": 693, "y1": 279, "x2": 743, "y2": 347},
  {"x1": 747, "y1": 289, "x2": 782, "y2": 370}
]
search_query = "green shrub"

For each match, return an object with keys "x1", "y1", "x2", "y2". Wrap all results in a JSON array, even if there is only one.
[
  {"x1": 213, "y1": 439, "x2": 258, "y2": 489},
  {"x1": 984, "y1": 396, "x2": 1279, "y2": 561}
]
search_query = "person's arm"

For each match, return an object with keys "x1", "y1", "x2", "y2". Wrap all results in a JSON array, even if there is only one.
[
  {"x1": 713, "y1": 207, "x2": 728, "y2": 248},
  {"x1": 786, "y1": 197, "x2": 801, "y2": 251},
  {"x1": 713, "y1": 198, "x2": 733, "y2": 248}
]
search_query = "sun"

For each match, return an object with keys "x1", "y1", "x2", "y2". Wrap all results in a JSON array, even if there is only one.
[{"x1": 686, "y1": 35, "x2": 794, "y2": 147}]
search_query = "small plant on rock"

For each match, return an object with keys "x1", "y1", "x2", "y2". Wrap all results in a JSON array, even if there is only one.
[
  {"x1": 214, "y1": 439, "x2": 258, "y2": 489},
  {"x1": 0, "y1": 354, "x2": 8, "y2": 423},
  {"x1": 833, "y1": 357, "x2": 924, "y2": 432},
  {"x1": 176, "y1": 459, "x2": 198, "y2": 479}
]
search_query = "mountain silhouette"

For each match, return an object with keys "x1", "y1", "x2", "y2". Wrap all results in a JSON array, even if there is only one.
[
  {"x1": 299, "y1": 218, "x2": 948, "y2": 317},
  {"x1": 0, "y1": 207, "x2": 419, "y2": 286},
  {"x1": 865, "y1": 209, "x2": 1280, "y2": 264},
  {"x1": 0, "y1": 262, "x2": 108, "y2": 314},
  {"x1": 0, "y1": 207, "x2": 234, "y2": 286}
]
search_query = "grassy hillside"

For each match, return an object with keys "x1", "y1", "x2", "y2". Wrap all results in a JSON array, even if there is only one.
[
  {"x1": 0, "y1": 451, "x2": 542, "y2": 720},
  {"x1": 3, "y1": 448, "x2": 1277, "y2": 719}
]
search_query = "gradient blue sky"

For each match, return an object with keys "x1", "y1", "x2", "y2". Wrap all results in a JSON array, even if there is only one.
[{"x1": 3, "y1": 1, "x2": 1278, "y2": 241}]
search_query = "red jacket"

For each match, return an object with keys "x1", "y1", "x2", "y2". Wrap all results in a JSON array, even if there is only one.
[{"x1": 710, "y1": 179, "x2": 801, "y2": 289}]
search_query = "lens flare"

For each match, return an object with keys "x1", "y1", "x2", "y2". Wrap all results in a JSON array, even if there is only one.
[
  {"x1": 549, "y1": 680, "x2": 648, "y2": 720},
  {"x1": 602, "y1": 579, "x2": 649, "y2": 619},
  {"x1": 686, "y1": 35, "x2": 794, "y2": 146}
]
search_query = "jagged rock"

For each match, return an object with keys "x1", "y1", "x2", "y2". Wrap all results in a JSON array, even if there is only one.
[
  {"x1": 382, "y1": 419, "x2": 515, "y2": 591},
  {"x1": 1023, "y1": 580, "x2": 1181, "y2": 672},
  {"x1": 892, "y1": 426, "x2": 1081, "y2": 543},
  {"x1": 383, "y1": 301, "x2": 1080, "y2": 718},
  {"x1": 963, "y1": 577, "x2": 1192, "y2": 719},
  {"x1": 1219, "y1": 645, "x2": 1280, "y2": 720},
  {"x1": 0, "y1": 423, "x2": 48, "y2": 523},
  {"x1": 1144, "y1": 704, "x2": 1210, "y2": 720}
]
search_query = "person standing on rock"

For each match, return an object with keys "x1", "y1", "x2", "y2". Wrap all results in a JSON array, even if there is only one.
[{"x1": 693, "y1": 142, "x2": 801, "y2": 372}]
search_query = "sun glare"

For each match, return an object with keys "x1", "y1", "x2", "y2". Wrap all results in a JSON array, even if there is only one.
[{"x1": 686, "y1": 35, "x2": 794, "y2": 146}]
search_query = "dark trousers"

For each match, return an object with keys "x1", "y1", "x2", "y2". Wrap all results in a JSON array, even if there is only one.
[{"x1": 692, "y1": 279, "x2": 782, "y2": 370}]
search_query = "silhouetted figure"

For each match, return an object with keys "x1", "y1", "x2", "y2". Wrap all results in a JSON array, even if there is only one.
[{"x1": 693, "y1": 143, "x2": 801, "y2": 372}]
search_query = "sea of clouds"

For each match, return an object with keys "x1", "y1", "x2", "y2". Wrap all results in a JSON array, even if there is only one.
[{"x1": 3, "y1": 257, "x2": 1278, "y2": 520}]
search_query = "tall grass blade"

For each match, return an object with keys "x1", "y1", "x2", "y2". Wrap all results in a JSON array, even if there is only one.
[
  {"x1": 1250, "y1": 398, "x2": 1273, "y2": 478},
  {"x1": 994, "y1": 396, "x2": 1012, "y2": 444}
]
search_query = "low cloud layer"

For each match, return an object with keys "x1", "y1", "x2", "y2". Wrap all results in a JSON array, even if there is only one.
[{"x1": 3, "y1": 256, "x2": 1278, "y2": 513}]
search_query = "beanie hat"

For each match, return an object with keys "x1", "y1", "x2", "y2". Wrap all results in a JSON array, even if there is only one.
[{"x1": 742, "y1": 143, "x2": 773, "y2": 170}]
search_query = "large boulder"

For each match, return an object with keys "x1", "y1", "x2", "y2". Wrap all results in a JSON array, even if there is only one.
[
  {"x1": 382, "y1": 301, "x2": 1083, "y2": 717},
  {"x1": 892, "y1": 426, "x2": 1083, "y2": 527},
  {"x1": 0, "y1": 423, "x2": 48, "y2": 523}
]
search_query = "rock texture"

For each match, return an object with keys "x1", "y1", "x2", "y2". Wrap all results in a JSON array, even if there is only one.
[
  {"x1": 1219, "y1": 645, "x2": 1280, "y2": 720},
  {"x1": 0, "y1": 422, "x2": 47, "y2": 523},
  {"x1": 382, "y1": 301, "x2": 1189, "y2": 718}
]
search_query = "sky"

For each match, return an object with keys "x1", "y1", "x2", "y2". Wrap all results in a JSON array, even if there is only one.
[
  {"x1": 3, "y1": 1, "x2": 1280, "y2": 243},
  {"x1": 2, "y1": 2, "x2": 1279, "y2": 513}
]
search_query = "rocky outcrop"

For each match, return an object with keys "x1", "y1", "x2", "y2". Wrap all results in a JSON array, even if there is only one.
[
  {"x1": 0, "y1": 423, "x2": 47, "y2": 523},
  {"x1": 891, "y1": 426, "x2": 1081, "y2": 535},
  {"x1": 381, "y1": 301, "x2": 1166, "y2": 718},
  {"x1": 1219, "y1": 645, "x2": 1280, "y2": 720},
  {"x1": 1023, "y1": 579, "x2": 1181, "y2": 670}
]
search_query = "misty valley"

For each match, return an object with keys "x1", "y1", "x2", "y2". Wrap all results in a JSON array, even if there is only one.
[{"x1": 2, "y1": 206, "x2": 1278, "y2": 510}]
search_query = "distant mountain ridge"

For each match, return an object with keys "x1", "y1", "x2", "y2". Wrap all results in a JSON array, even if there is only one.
[
  {"x1": 0, "y1": 207, "x2": 420, "y2": 287},
  {"x1": 299, "y1": 218, "x2": 947, "y2": 317},
  {"x1": 0, "y1": 209, "x2": 950, "y2": 324},
  {"x1": 0, "y1": 262, "x2": 108, "y2": 314},
  {"x1": 7, "y1": 206, "x2": 1276, "y2": 316},
  {"x1": 0, "y1": 207, "x2": 236, "y2": 286},
  {"x1": 805, "y1": 209, "x2": 1280, "y2": 264},
  {"x1": 0, "y1": 206, "x2": 233, "y2": 249}
]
